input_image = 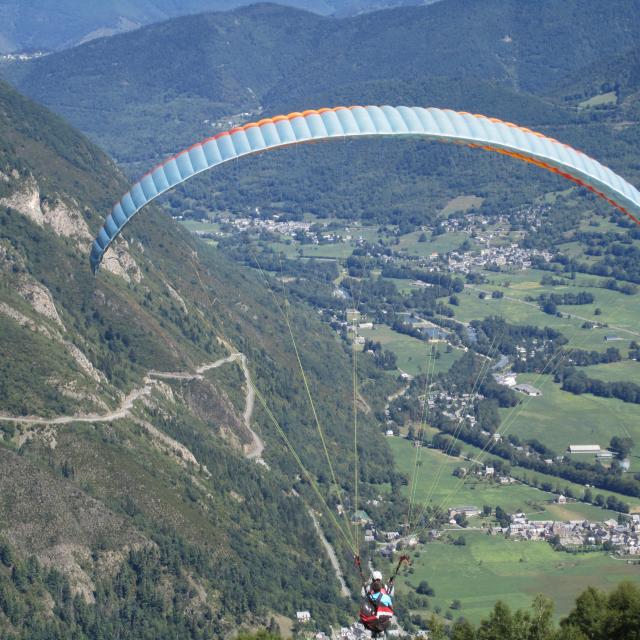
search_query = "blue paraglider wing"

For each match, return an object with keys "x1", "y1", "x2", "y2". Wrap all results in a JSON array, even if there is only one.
[{"x1": 91, "y1": 106, "x2": 640, "y2": 272}]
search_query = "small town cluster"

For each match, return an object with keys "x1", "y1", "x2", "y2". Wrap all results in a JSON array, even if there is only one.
[
  {"x1": 188, "y1": 206, "x2": 555, "y2": 276},
  {"x1": 444, "y1": 244, "x2": 553, "y2": 274},
  {"x1": 502, "y1": 511, "x2": 640, "y2": 554}
]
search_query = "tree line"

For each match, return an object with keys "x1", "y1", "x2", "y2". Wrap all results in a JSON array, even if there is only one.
[
  {"x1": 431, "y1": 582, "x2": 640, "y2": 640},
  {"x1": 558, "y1": 368, "x2": 640, "y2": 404}
]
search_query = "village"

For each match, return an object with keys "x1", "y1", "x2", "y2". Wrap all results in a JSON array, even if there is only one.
[
  {"x1": 187, "y1": 204, "x2": 555, "y2": 277},
  {"x1": 436, "y1": 205, "x2": 547, "y2": 238},
  {"x1": 347, "y1": 483, "x2": 640, "y2": 560},
  {"x1": 295, "y1": 619, "x2": 403, "y2": 640},
  {"x1": 501, "y1": 510, "x2": 640, "y2": 553},
  {"x1": 201, "y1": 213, "x2": 354, "y2": 245},
  {"x1": 443, "y1": 244, "x2": 553, "y2": 274}
]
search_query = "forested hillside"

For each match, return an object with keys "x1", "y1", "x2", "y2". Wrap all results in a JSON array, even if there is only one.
[
  {"x1": 0, "y1": 0, "x2": 439, "y2": 54},
  {"x1": 4, "y1": 0, "x2": 639, "y2": 230},
  {"x1": 553, "y1": 45, "x2": 640, "y2": 121},
  {"x1": 0, "y1": 0, "x2": 333, "y2": 53},
  {"x1": 6, "y1": 0, "x2": 640, "y2": 156},
  {"x1": 0, "y1": 79, "x2": 395, "y2": 637}
]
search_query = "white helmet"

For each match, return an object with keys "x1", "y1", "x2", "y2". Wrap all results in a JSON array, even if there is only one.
[{"x1": 372, "y1": 570, "x2": 383, "y2": 581}]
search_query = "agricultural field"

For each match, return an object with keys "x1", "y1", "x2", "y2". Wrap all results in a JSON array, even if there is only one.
[
  {"x1": 574, "y1": 213, "x2": 621, "y2": 234},
  {"x1": 582, "y1": 360, "x2": 640, "y2": 385},
  {"x1": 477, "y1": 269, "x2": 640, "y2": 338},
  {"x1": 384, "y1": 277, "x2": 421, "y2": 294},
  {"x1": 441, "y1": 195, "x2": 484, "y2": 215},
  {"x1": 388, "y1": 438, "x2": 621, "y2": 520},
  {"x1": 453, "y1": 286, "x2": 598, "y2": 346},
  {"x1": 397, "y1": 531, "x2": 640, "y2": 625},
  {"x1": 579, "y1": 91, "x2": 618, "y2": 108},
  {"x1": 298, "y1": 243, "x2": 353, "y2": 259},
  {"x1": 179, "y1": 219, "x2": 222, "y2": 233},
  {"x1": 397, "y1": 231, "x2": 468, "y2": 257},
  {"x1": 350, "y1": 225, "x2": 382, "y2": 244},
  {"x1": 507, "y1": 464, "x2": 640, "y2": 514},
  {"x1": 456, "y1": 278, "x2": 638, "y2": 352},
  {"x1": 417, "y1": 431, "x2": 640, "y2": 514},
  {"x1": 497, "y1": 373, "x2": 640, "y2": 470},
  {"x1": 558, "y1": 241, "x2": 594, "y2": 261},
  {"x1": 260, "y1": 240, "x2": 298, "y2": 258},
  {"x1": 264, "y1": 241, "x2": 353, "y2": 260},
  {"x1": 358, "y1": 325, "x2": 464, "y2": 377}
]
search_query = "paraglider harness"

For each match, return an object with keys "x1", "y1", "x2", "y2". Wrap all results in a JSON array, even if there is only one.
[{"x1": 354, "y1": 554, "x2": 409, "y2": 637}]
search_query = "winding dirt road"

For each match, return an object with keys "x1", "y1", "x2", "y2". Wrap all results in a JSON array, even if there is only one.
[
  {"x1": 235, "y1": 354, "x2": 262, "y2": 459},
  {"x1": 0, "y1": 350, "x2": 263, "y2": 460},
  {"x1": 308, "y1": 509, "x2": 351, "y2": 597}
]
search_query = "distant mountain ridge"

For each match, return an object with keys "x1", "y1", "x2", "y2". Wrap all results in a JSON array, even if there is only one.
[
  {"x1": 3, "y1": 0, "x2": 639, "y2": 226},
  {"x1": 5, "y1": 0, "x2": 640, "y2": 158},
  {"x1": 0, "y1": 0, "x2": 327, "y2": 53},
  {"x1": 0, "y1": 0, "x2": 442, "y2": 53}
]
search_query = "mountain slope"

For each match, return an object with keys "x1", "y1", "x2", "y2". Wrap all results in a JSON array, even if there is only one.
[
  {"x1": 0, "y1": 0, "x2": 336, "y2": 53},
  {"x1": 0, "y1": 79, "x2": 394, "y2": 637},
  {"x1": 0, "y1": 0, "x2": 444, "y2": 53},
  {"x1": 6, "y1": 0, "x2": 640, "y2": 139},
  {"x1": 552, "y1": 45, "x2": 640, "y2": 121},
  {"x1": 4, "y1": 0, "x2": 639, "y2": 176}
]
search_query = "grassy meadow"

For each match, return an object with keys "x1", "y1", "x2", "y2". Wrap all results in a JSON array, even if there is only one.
[
  {"x1": 395, "y1": 531, "x2": 640, "y2": 625},
  {"x1": 397, "y1": 231, "x2": 468, "y2": 257},
  {"x1": 387, "y1": 437, "x2": 622, "y2": 520},
  {"x1": 455, "y1": 289, "x2": 637, "y2": 353},
  {"x1": 497, "y1": 373, "x2": 640, "y2": 470},
  {"x1": 441, "y1": 195, "x2": 484, "y2": 215},
  {"x1": 582, "y1": 360, "x2": 640, "y2": 385},
  {"x1": 359, "y1": 325, "x2": 464, "y2": 377},
  {"x1": 465, "y1": 269, "x2": 640, "y2": 344}
]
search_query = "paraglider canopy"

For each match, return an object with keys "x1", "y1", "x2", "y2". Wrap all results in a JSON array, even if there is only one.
[{"x1": 90, "y1": 105, "x2": 640, "y2": 271}]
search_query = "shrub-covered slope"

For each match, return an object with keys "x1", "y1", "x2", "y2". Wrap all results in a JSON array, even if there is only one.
[{"x1": 0, "y1": 79, "x2": 392, "y2": 637}]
